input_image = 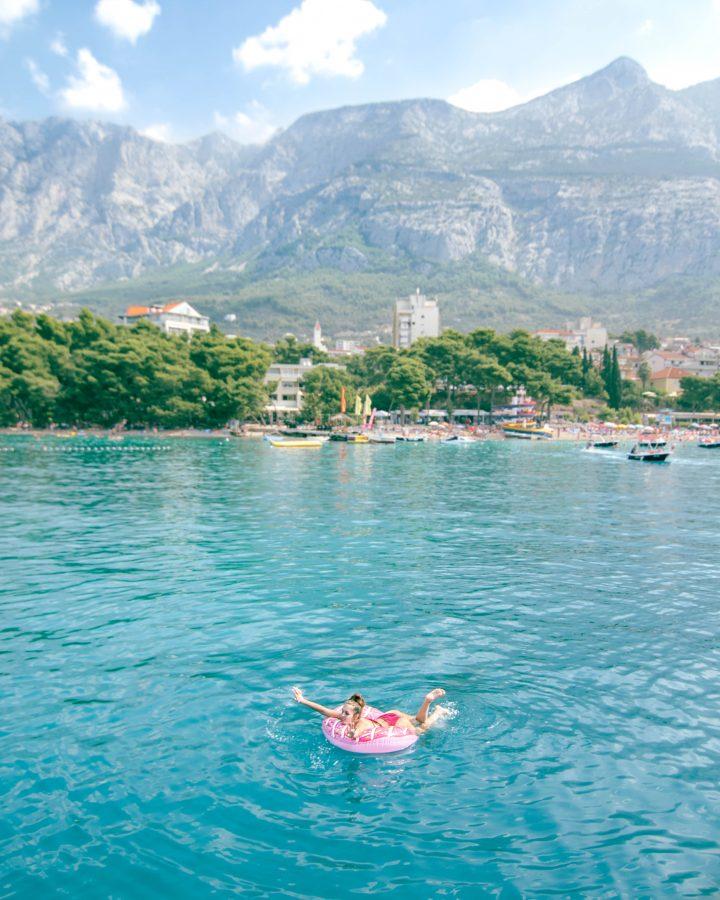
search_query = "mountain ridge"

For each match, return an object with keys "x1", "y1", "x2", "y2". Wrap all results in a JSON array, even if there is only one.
[{"x1": 4, "y1": 57, "x2": 720, "y2": 333}]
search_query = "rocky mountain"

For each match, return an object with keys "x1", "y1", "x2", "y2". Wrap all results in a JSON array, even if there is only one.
[{"x1": 4, "y1": 57, "x2": 720, "y2": 333}]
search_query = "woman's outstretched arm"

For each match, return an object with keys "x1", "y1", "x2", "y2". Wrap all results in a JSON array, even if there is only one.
[{"x1": 292, "y1": 687, "x2": 339, "y2": 718}]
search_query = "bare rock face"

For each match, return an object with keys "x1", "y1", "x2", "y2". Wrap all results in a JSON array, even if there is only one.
[{"x1": 3, "y1": 56, "x2": 720, "y2": 298}]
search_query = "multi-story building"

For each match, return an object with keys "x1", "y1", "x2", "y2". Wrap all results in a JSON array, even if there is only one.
[
  {"x1": 534, "y1": 317, "x2": 608, "y2": 352},
  {"x1": 392, "y1": 290, "x2": 440, "y2": 349},
  {"x1": 264, "y1": 358, "x2": 345, "y2": 421},
  {"x1": 264, "y1": 358, "x2": 314, "y2": 420},
  {"x1": 120, "y1": 301, "x2": 210, "y2": 336}
]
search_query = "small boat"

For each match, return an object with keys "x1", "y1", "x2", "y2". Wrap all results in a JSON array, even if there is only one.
[
  {"x1": 368, "y1": 433, "x2": 396, "y2": 444},
  {"x1": 396, "y1": 434, "x2": 426, "y2": 443},
  {"x1": 347, "y1": 434, "x2": 369, "y2": 444},
  {"x1": 637, "y1": 438, "x2": 667, "y2": 448},
  {"x1": 590, "y1": 440, "x2": 618, "y2": 449},
  {"x1": 698, "y1": 440, "x2": 720, "y2": 449},
  {"x1": 441, "y1": 434, "x2": 474, "y2": 443},
  {"x1": 503, "y1": 422, "x2": 553, "y2": 440},
  {"x1": 628, "y1": 442, "x2": 670, "y2": 462},
  {"x1": 269, "y1": 438, "x2": 324, "y2": 449}
]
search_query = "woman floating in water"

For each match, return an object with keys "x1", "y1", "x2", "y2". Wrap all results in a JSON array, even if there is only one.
[{"x1": 292, "y1": 687, "x2": 448, "y2": 738}]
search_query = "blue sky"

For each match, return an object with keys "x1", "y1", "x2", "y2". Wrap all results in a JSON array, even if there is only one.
[{"x1": 3, "y1": 0, "x2": 720, "y2": 143}]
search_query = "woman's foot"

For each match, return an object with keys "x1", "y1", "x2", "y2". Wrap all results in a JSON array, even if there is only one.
[
  {"x1": 425, "y1": 688, "x2": 445, "y2": 703},
  {"x1": 420, "y1": 705, "x2": 451, "y2": 730}
]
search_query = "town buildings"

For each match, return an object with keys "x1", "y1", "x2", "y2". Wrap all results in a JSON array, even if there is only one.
[
  {"x1": 119, "y1": 301, "x2": 210, "y2": 335},
  {"x1": 393, "y1": 290, "x2": 440, "y2": 349},
  {"x1": 534, "y1": 318, "x2": 608, "y2": 352}
]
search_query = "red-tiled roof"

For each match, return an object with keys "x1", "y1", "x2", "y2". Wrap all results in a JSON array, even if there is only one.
[
  {"x1": 651, "y1": 367, "x2": 695, "y2": 379},
  {"x1": 163, "y1": 302, "x2": 183, "y2": 312},
  {"x1": 124, "y1": 305, "x2": 150, "y2": 317}
]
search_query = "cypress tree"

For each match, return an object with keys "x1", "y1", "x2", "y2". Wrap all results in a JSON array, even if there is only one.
[
  {"x1": 609, "y1": 346, "x2": 622, "y2": 409},
  {"x1": 601, "y1": 345, "x2": 611, "y2": 394}
]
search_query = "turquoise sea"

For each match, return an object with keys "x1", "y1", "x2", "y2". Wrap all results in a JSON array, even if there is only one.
[{"x1": 2, "y1": 435, "x2": 720, "y2": 897}]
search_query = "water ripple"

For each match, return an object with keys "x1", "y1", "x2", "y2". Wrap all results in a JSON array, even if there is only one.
[{"x1": 2, "y1": 436, "x2": 720, "y2": 896}]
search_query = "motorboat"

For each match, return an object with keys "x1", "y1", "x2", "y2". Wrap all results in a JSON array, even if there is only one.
[
  {"x1": 698, "y1": 439, "x2": 720, "y2": 449},
  {"x1": 589, "y1": 440, "x2": 618, "y2": 449},
  {"x1": 396, "y1": 434, "x2": 426, "y2": 442},
  {"x1": 628, "y1": 442, "x2": 670, "y2": 462},
  {"x1": 441, "y1": 434, "x2": 474, "y2": 443},
  {"x1": 368, "y1": 432, "x2": 397, "y2": 444}
]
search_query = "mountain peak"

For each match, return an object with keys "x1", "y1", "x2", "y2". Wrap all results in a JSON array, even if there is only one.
[{"x1": 593, "y1": 56, "x2": 649, "y2": 88}]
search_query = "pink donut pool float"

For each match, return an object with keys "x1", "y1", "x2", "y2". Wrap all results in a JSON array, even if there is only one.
[{"x1": 322, "y1": 706, "x2": 419, "y2": 754}]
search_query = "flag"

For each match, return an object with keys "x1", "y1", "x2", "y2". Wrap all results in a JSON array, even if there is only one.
[
  {"x1": 340, "y1": 386, "x2": 346, "y2": 414},
  {"x1": 354, "y1": 394, "x2": 362, "y2": 417},
  {"x1": 363, "y1": 394, "x2": 372, "y2": 418}
]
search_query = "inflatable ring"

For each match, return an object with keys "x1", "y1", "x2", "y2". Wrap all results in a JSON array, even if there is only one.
[{"x1": 322, "y1": 706, "x2": 419, "y2": 754}]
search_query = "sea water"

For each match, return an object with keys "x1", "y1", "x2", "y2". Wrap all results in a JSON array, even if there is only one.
[{"x1": 1, "y1": 436, "x2": 720, "y2": 896}]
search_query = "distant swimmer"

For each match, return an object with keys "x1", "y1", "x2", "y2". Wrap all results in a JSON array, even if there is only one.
[{"x1": 292, "y1": 687, "x2": 449, "y2": 739}]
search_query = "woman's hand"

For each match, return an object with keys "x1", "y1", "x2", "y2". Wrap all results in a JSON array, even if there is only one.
[{"x1": 292, "y1": 686, "x2": 304, "y2": 703}]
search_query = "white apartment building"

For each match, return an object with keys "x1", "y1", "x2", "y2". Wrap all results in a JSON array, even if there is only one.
[
  {"x1": 120, "y1": 301, "x2": 210, "y2": 336},
  {"x1": 264, "y1": 358, "x2": 314, "y2": 420},
  {"x1": 393, "y1": 290, "x2": 440, "y2": 349},
  {"x1": 534, "y1": 317, "x2": 608, "y2": 352}
]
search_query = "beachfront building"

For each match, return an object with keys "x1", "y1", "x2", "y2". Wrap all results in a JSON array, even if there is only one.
[
  {"x1": 119, "y1": 301, "x2": 210, "y2": 336},
  {"x1": 534, "y1": 318, "x2": 608, "y2": 352},
  {"x1": 649, "y1": 367, "x2": 695, "y2": 397},
  {"x1": 264, "y1": 358, "x2": 346, "y2": 421},
  {"x1": 393, "y1": 290, "x2": 440, "y2": 349},
  {"x1": 264, "y1": 358, "x2": 313, "y2": 421}
]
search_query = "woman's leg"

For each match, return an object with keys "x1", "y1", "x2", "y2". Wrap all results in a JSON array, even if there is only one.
[{"x1": 414, "y1": 688, "x2": 445, "y2": 724}]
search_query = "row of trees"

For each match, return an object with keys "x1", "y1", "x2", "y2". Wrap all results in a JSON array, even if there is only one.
[
  {"x1": 0, "y1": 310, "x2": 272, "y2": 427},
  {"x1": 294, "y1": 328, "x2": 604, "y2": 424},
  {"x1": 2, "y1": 309, "x2": 672, "y2": 428}
]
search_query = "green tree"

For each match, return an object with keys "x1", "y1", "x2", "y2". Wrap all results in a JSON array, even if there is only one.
[
  {"x1": 299, "y1": 366, "x2": 354, "y2": 424},
  {"x1": 618, "y1": 329, "x2": 660, "y2": 353},
  {"x1": 273, "y1": 335, "x2": 328, "y2": 364},
  {"x1": 385, "y1": 356, "x2": 432, "y2": 422}
]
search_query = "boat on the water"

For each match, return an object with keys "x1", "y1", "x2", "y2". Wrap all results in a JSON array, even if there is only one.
[
  {"x1": 698, "y1": 439, "x2": 720, "y2": 449},
  {"x1": 269, "y1": 438, "x2": 324, "y2": 449},
  {"x1": 396, "y1": 434, "x2": 425, "y2": 442},
  {"x1": 503, "y1": 422, "x2": 553, "y2": 440},
  {"x1": 441, "y1": 434, "x2": 474, "y2": 443},
  {"x1": 368, "y1": 433, "x2": 396, "y2": 444},
  {"x1": 589, "y1": 440, "x2": 618, "y2": 449},
  {"x1": 347, "y1": 434, "x2": 369, "y2": 444},
  {"x1": 628, "y1": 442, "x2": 670, "y2": 462}
]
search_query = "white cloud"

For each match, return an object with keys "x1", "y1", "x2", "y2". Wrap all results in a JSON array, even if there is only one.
[
  {"x1": 213, "y1": 103, "x2": 277, "y2": 144},
  {"x1": 140, "y1": 122, "x2": 172, "y2": 142},
  {"x1": 60, "y1": 48, "x2": 126, "y2": 112},
  {"x1": 233, "y1": 0, "x2": 387, "y2": 85},
  {"x1": 94, "y1": 0, "x2": 160, "y2": 43},
  {"x1": 50, "y1": 33, "x2": 68, "y2": 57},
  {"x1": 448, "y1": 74, "x2": 580, "y2": 113},
  {"x1": 26, "y1": 58, "x2": 50, "y2": 94},
  {"x1": 649, "y1": 59, "x2": 720, "y2": 90},
  {"x1": 448, "y1": 79, "x2": 523, "y2": 113},
  {"x1": 0, "y1": 0, "x2": 38, "y2": 26}
]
